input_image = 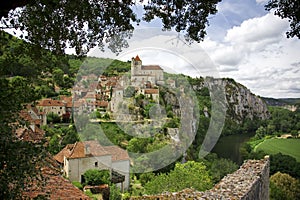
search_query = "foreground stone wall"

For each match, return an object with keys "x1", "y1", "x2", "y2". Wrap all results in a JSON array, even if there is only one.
[{"x1": 131, "y1": 156, "x2": 270, "y2": 200}]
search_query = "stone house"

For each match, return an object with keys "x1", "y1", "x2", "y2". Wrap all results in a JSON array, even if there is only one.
[
  {"x1": 130, "y1": 55, "x2": 164, "y2": 87},
  {"x1": 37, "y1": 99, "x2": 66, "y2": 117},
  {"x1": 137, "y1": 88, "x2": 160, "y2": 102},
  {"x1": 54, "y1": 141, "x2": 130, "y2": 190}
]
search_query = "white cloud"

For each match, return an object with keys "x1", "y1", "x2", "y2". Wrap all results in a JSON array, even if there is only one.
[
  {"x1": 201, "y1": 11, "x2": 300, "y2": 98},
  {"x1": 225, "y1": 12, "x2": 289, "y2": 44}
]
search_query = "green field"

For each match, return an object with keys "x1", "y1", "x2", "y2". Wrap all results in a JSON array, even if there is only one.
[{"x1": 255, "y1": 138, "x2": 300, "y2": 162}]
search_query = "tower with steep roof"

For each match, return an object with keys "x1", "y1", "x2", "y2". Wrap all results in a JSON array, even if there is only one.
[{"x1": 131, "y1": 55, "x2": 142, "y2": 78}]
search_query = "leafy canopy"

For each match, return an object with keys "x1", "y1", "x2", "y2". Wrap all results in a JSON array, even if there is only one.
[
  {"x1": 1, "y1": 0, "x2": 221, "y2": 55},
  {"x1": 144, "y1": 161, "x2": 213, "y2": 194}
]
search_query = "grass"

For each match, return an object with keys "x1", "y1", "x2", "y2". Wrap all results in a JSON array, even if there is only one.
[{"x1": 255, "y1": 138, "x2": 300, "y2": 162}]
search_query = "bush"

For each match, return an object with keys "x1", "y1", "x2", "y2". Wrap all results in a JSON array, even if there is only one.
[
  {"x1": 83, "y1": 169, "x2": 110, "y2": 186},
  {"x1": 72, "y1": 181, "x2": 83, "y2": 190},
  {"x1": 109, "y1": 184, "x2": 121, "y2": 200}
]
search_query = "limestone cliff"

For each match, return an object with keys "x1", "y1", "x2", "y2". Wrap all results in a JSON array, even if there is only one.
[
  {"x1": 204, "y1": 77, "x2": 269, "y2": 122},
  {"x1": 163, "y1": 76, "x2": 269, "y2": 123}
]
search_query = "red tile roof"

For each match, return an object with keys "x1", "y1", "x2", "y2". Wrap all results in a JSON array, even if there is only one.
[
  {"x1": 95, "y1": 101, "x2": 109, "y2": 107},
  {"x1": 19, "y1": 110, "x2": 41, "y2": 125},
  {"x1": 103, "y1": 146, "x2": 130, "y2": 161},
  {"x1": 54, "y1": 141, "x2": 129, "y2": 163},
  {"x1": 134, "y1": 55, "x2": 141, "y2": 61},
  {"x1": 37, "y1": 99, "x2": 65, "y2": 107},
  {"x1": 22, "y1": 157, "x2": 90, "y2": 200},
  {"x1": 144, "y1": 89, "x2": 159, "y2": 94},
  {"x1": 141, "y1": 65, "x2": 162, "y2": 70},
  {"x1": 16, "y1": 126, "x2": 45, "y2": 142}
]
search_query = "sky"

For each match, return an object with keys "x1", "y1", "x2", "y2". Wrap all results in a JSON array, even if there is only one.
[{"x1": 90, "y1": 0, "x2": 300, "y2": 99}]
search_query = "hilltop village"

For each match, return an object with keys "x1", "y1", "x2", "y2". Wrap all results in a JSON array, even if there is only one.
[
  {"x1": 18, "y1": 56, "x2": 176, "y2": 198},
  {"x1": 35, "y1": 56, "x2": 175, "y2": 122}
]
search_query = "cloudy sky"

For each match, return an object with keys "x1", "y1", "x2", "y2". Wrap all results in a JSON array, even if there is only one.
[
  {"x1": 201, "y1": 0, "x2": 300, "y2": 98},
  {"x1": 89, "y1": 0, "x2": 300, "y2": 98}
]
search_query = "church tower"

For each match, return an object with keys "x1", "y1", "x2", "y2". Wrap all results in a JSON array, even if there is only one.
[{"x1": 131, "y1": 55, "x2": 142, "y2": 77}]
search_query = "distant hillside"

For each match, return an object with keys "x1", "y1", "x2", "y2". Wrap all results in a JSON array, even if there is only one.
[{"x1": 262, "y1": 97, "x2": 300, "y2": 106}]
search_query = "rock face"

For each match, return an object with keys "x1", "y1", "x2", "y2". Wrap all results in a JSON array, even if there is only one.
[
  {"x1": 193, "y1": 77, "x2": 270, "y2": 123},
  {"x1": 214, "y1": 78, "x2": 269, "y2": 122}
]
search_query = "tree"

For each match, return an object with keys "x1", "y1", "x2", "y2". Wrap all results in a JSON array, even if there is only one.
[
  {"x1": 270, "y1": 172, "x2": 300, "y2": 200},
  {"x1": 83, "y1": 169, "x2": 110, "y2": 186},
  {"x1": 265, "y1": 0, "x2": 300, "y2": 39},
  {"x1": 203, "y1": 154, "x2": 238, "y2": 183},
  {"x1": 255, "y1": 126, "x2": 267, "y2": 139},
  {"x1": 144, "y1": 161, "x2": 212, "y2": 194},
  {"x1": 0, "y1": 77, "x2": 47, "y2": 199},
  {"x1": 52, "y1": 68, "x2": 64, "y2": 87},
  {"x1": 1, "y1": 0, "x2": 221, "y2": 55},
  {"x1": 270, "y1": 153, "x2": 300, "y2": 179}
]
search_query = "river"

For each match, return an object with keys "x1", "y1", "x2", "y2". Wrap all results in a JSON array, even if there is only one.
[{"x1": 211, "y1": 132, "x2": 255, "y2": 165}]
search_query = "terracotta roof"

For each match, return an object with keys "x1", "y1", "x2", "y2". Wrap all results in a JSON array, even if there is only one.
[
  {"x1": 95, "y1": 101, "x2": 109, "y2": 107},
  {"x1": 103, "y1": 146, "x2": 130, "y2": 161},
  {"x1": 60, "y1": 95, "x2": 72, "y2": 103},
  {"x1": 141, "y1": 65, "x2": 162, "y2": 70},
  {"x1": 37, "y1": 99, "x2": 65, "y2": 107},
  {"x1": 16, "y1": 126, "x2": 45, "y2": 142},
  {"x1": 134, "y1": 55, "x2": 141, "y2": 61},
  {"x1": 19, "y1": 110, "x2": 41, "y2": 125},
  {"x1": 54, "y1": 141, "x2": 129, "y2": 162},
  {"x1": 144, "y1": 89, "x2": 159, "y2": 94},
  {"x1": 23, "y1": 157, "x2": 90, "y2": 200},
  {"x1": 53, "y1": 144, "x2": 74, "y2": 164}
]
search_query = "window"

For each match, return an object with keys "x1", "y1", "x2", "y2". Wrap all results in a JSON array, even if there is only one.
[{"x1": 95, "y1": 162, "x2": 98, "y2": 167}]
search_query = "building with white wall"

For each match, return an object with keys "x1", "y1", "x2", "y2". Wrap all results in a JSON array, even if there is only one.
[{"x1": 54, "y1": 141, "x2": 130, "y2": 190}]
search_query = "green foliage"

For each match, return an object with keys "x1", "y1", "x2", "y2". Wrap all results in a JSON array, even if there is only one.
[
  {"x1": 265, "y1": 0, "x2": 300, "y2": 39},
  {"x1": 77, "y1": 57, "x2": 130, "y2": 77},
  {"x1": 266, "y1": 106, "x2": 299, "y2": 134},
  {"x1": 44, "y1": 125, "x2": 80, "y2": 155},
  {"x1": 139, "y1": 173, "x2": 155, "y2": 186},
  {"x1": 2, "y1": 1, "x2": 221, "y2": 55},
  {"x1": 109, "y1": 184, "x2": 122, "y2": 200},
  {"x1": 203, "y1": 153, "x2": 238, "y2": 183},
  {"x1": 0, "y1": 76, "x2": 47, "y2": 198},
  {"x1": 46, "y1": 112, "x2": 61, "y2": 124},
  {"x1": 99, "y1": 122, "x2": 132, "y2": 146},
  {"x1": 72, "y1": 181, "x2": 83, "y2": 190},
  {"x1": 144, "y1": 161, "x2": 212, "y2": 195},
  {"x1": 255, "y1": 126, "x2": 267, "y2": 139},
  {"x1": 270, "y1": 153, "x2": 300, "y2": 179},
  {"x1": 270, "y1": 172, "x2": 300, "y2": 200},
  {"x1": 127, "y1": 138, "x2": 152, "y2": 153},
  {"x1": 83, "y1": 169, "x2": 110, "y2": 186},
  {"x1": 164, "y1": 117, "x2": 180, "y2": 128}
]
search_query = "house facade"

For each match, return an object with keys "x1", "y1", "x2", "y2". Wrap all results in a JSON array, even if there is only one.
[
  {"x1": 130, "y1": 55, "x2": 164, "y2": 87},
  {"x1": 37, "y1": 99, "x2": 66, "y2": 116},
  {"x1": 54, "y1": 141, "x2": 130, "y2": 190}
]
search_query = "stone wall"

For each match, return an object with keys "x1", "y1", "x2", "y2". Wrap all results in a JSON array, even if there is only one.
[{"x1": 131, "y1": 156, "x2": 270, "y2": 200}]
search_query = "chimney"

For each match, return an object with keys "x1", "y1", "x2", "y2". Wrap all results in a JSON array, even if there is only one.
[{"x1": 85, "y1": 144, "x2": 90, "y2": 155}]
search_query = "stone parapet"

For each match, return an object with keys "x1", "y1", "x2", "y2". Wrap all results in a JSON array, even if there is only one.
[{"x1": 131, "y1": 156, "x2": 270, "y2": 200}]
